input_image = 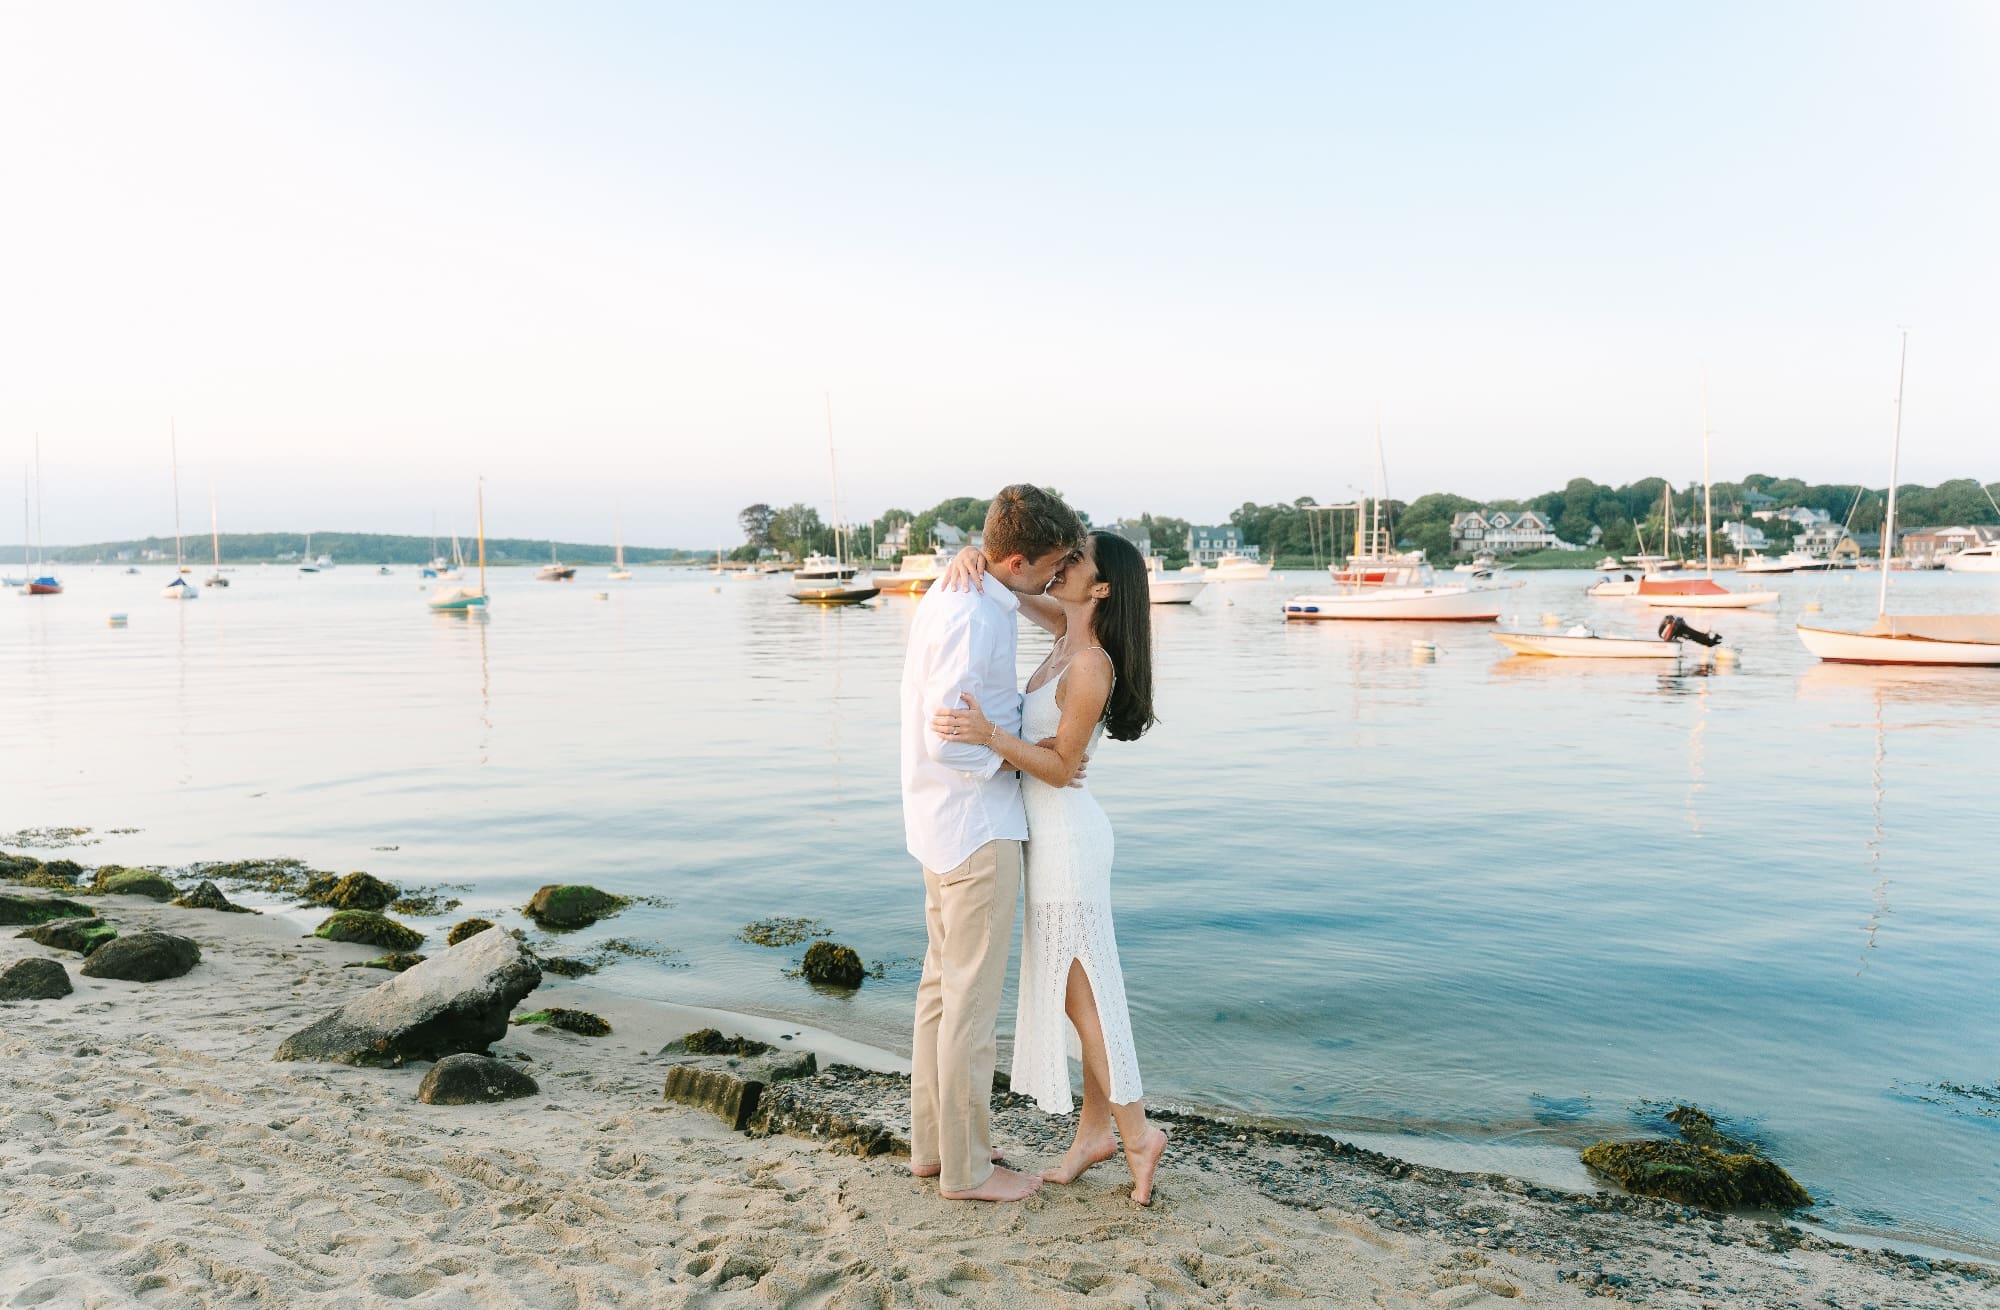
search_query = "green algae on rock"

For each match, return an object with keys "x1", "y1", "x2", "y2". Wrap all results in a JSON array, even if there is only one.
[
  {"x1": 23, "y1": 859, "x2": 85, "y2": 889},
  {"x1": 0, "y1": 893, "x2": 94, "y2": 926},
  {"x1": 390, "y1": 887, "x2": 464, "y2": 917},
  {"x1": 446, "y1": 918, "x2": 495, "y2": 947},
  {"x1": 799, "y1": 941, "x2": 865, "y2": 988},
  {"x1": 511, "y1": 1008, "x2": 612, "y2": 1037},
  {"x1": 313, "y1": 909, "x2": 425, "y2": 952},
  {"x1": 93, "y1": 868, "x2": 180, "y2": 900},
  {"x1": 0, "y1": 851, "x2": 43, "y2": 880},
  {"x1": 303, "y1": 871, "x2": 400, "y2": 912},
  {"x1": 1582, "y1": 1103, "x2": 1812, "y2": 1211},
  {"x1": 738, "y1": 917, "x2": 831, "y2": 948},
  {"x1": 533, "y1": 954, "x2": 599, "y2": 978},
  {"x1": 522, "y1": 884, "x2": 630, "y2": 930},
  {"x1": 17, "y1": 917, "x2": 119, "y2": 956},
  {"x1": 172, "y1": 880, "x2": 255, "y2": 913},
  {"x1": 342, "y1": 953, "x2": 428, "y2": 972},
  {"x1": 675, "y1": 1028, "x2": 773, "y2": 1057}
]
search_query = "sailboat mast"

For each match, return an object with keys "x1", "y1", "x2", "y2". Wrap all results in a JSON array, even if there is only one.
[
  {"x1": 1879, "y1": 331, "x2": 1908, "y2": 618},
  {"x1": 170, "y1": 422, "x2": 185, "y2": 570},
  {"x1": 33, "y1": 435, "x2": 46, "y2": 568},
  {"x1": 824, "y1": 392, "x2": 845, "y2": 568},
  {"x1": 1701, "y1": 375, "x2": 1715, "y2": 578},
  {"x1": 21, "y1": 465, "x2": 29, "y2": 575},
  {"x1": 476, "y1": 478, "x2": 487, "y2": 594},
  {"x1": 615, "y1": 503, "x2": 624, "y2": 568},
  {"x1": 210, "y1": 481, "x2": 221, "y2": 570}
]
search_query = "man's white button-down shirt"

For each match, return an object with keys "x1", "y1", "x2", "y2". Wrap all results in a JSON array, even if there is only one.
[{"x1": 900, "y1": 580, "x2": 1029, "y2": 873}]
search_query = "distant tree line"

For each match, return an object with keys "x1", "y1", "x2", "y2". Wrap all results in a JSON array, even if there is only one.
[{"x1": 36, "y1": 533, "x2": 699, "y2": 566}]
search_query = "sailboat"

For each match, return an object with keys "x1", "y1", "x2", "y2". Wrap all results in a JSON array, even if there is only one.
[
  {"x1": 1798, "y1": 333, "x2": 2000, "y2": 665},
  {"x1": 163, "y1": 425, "x2": 198, "y2": 600},
  {"x1": 300, "y1": 532, "x2": 320, "y2": 573},
  {"x1": 429, "y1": 480, "x2": 488, "y2": 612},
  {"x1": 791, "y1": 396, "x2": 879, "y2": 604},
  {"x1": 536, "y1": 540, "x2": 576, "y2": 581},
  {"x1": 436, "y1": 526, "x2": 464, "y2": 581},
  {"x1": 23, "y1": 439, "x2": 61, "y2": 595},
  {"x1": 422, "y1": 513, "x2": 440, "y2": 579},
  {"x1": 5, "y1": 469, "x2": 26, "y2": 590},
  {"x1": 205, "y1": 483, "x2": 229, "y2": 587},
  {"x1": 608, "y1": 506, "x2": 632, "y2": 580},
  {"x1": 1637, "y1": 386, "x2": 1776, "y2": 609}
]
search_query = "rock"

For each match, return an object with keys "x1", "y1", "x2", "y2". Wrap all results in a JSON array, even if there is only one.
[
  {"x1": 302, "y1": 871, "x2": 400, "y2": 911},
  {"x1": 0, "y1": 957, "x2": 73, "y2": 1000},
  {"x1": 446, "y1": 918, "x2": 494, "y2": 946},
  {"x1": 0, "y1": 893, "x2": 94, "y2": 926},
  {"x1": 663, "y1": 1045, "x2": 818, "y2": 1130},
  {"x1": 80, "y1": 930, "x2": 202, "y2": 982},
  {"x1": 670, "y1": 1028, "x2": 773, "y2": 1057},
  {"x1": 93, "y1": 868, "x2": 180, "y2": 900},
  {"x1": 417, "y1": 1053, "x2": 540, "y2": 1104},
  {"x1": 313, "y1": 909, "x2": 425, "y2": 952},
  {"x1": 23, "y1": 859, "x2": 85, "y2": 889},
  {"x1": 0, "y1": 851, "x2": 40, "y2": 880},
  {"x1": 522, "y1": 883, "x2": 629, "y2": 929},
  {"x1": 341, "y1": 953, "x2": 428, "y2": 972},
  {"x1": 510, "y1": 1007, "x2": 611, "y2": 1036},
  {"x1": 172, "y1": 879, "x2": 255, "y2": 913},
  {"x1": 535, "y1": 954, "x2": 598, "y2": 978},
  {"x1": 801, "y1": 941, "x2": 865, "y2": 988},
  {"x1": 275, "y1": 925, "x2": 542, "y2": 1066},
  {"x1": 16, "y1": 917, "x2": 118, "y2": 956},
  {"x1": 1581, "y1": 1140, "x2": 1812, "y2": 1210}
]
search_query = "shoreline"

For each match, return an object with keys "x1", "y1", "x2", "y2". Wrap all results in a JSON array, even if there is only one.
[{"x1": 4, "y1": 889, "x2": 1993, "y2": 1307}]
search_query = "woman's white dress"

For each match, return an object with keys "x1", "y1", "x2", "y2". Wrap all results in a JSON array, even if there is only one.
[{"x1": 1010, "y1": 676, "x2": 1143, "y2": 1114}]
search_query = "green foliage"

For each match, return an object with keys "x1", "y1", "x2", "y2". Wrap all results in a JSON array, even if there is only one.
[{"x1": 47, "y1": 533, "x2": 698, "y2": 566}]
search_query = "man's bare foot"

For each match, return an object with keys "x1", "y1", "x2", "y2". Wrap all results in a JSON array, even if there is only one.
[
  {"x1": 910, "y1": 1147, "x2": 1004, "y2": 1179},
  {"x1": 1126, "y1": 1126, "x2": 1168, "y2": 1206},
  {"x1": 941, "y1": 1164, "x2": 1043, "y2": 1202},
  {"x1": 1040, "y1": 1134, "x2": 1117, "y2": 1184}
]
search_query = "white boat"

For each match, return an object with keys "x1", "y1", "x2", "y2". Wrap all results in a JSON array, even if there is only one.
[
  {"x1": 1943, "y1": 543, "x2": 2000, "y2": 574},
  {"x1": 1636, "y1": 391, "x2": 1776, "y2": 609},
  {"x1": 876, "y1": 551, "x2": 940, "y2": 594},
  {"x1": 300, "y1": 532, "x2": 320, "y2": 572},
  {"x1": 1452, "y1": 553, "x2": 1511, "y2": 576},
  {"x1": 428, "y1": 480, "x2": 488, "y2": 612},
  {"x1": 1740, "y1": 550, "x2": 1832, "y2": 575},
  {"x1": 789, "y1": 397, "x2": 879, "y2": 605},
  {"x1": 1286, "y1": 490, "x2": 1512, "y2": 620},
  {"x1": 1594, "y1": 555, "x2": 1622, "y2": 571},
  {"x1": 608, "y1": 508, "x2": 632, "y2": 580},
  {"x1": 163, "y1": 424, "x2": 198, "y2": 600},
  {"x1": 1588, "y1": 574, "x2": 1644, "y2": 597},
  {"x1": 1492, "y1": 627, "x2": 1683, "y2": 659},
  {"x1": 1146, "y1": 555, "x2": 1206, "y2": 604},
  {"x1": 536, "y1": 543, "x2": 576, "y2": 581},
  {"x1": 1205, "y1": 552, "x2": 1272, "y2": 581},
  {"x1": 1798, "y1": 334, "x2": 2000, "y2": 666}
]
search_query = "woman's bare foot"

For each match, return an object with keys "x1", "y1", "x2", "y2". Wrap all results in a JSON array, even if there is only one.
[
  {"x1": 940, "y1": 1164, "x2": 1042, "y2": 1203},
  {"x1": 1040, "y1": 1134, "x2": 1117, "y2": 1184},
  {"x1": 910, "y1": 1147, "x2": 1004, "y2": 1179},
  {"x1": 1125, "y1": 1126, "x2": 1168, "y2": 1206}
]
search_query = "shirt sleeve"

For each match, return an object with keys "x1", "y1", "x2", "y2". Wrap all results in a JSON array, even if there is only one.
[{"x1": 923, "y1": 608, "x2": 1005, "y2": 777}]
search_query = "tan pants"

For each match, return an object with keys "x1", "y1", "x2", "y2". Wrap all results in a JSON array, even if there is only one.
[{"x1": 909, "y1": 839, "x2": 1022, "y2": 1193}]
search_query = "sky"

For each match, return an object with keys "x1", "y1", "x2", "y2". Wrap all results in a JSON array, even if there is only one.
[{"x1": 2, "y1": 1, "x2": 1995, "y2": 548}]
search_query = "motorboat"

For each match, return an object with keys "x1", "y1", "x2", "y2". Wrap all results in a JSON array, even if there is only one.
[
  {"x1": 1204, "y1": 552, "x2": 1272, "y2": 582},
  {"x1": 1635, "y1": 576, "x2": 1778, "y2": 609},
  {"x1": 1588, "y1": 573, "x2": 1644, "y2": 598},
  {"x1": 791, "y1": 552, "x2": 857, "y2": 586},
  {"x1": 1594, "y1": 555, "x2": 1622, "y2": 571},
  {"x1": 1452, "y1": 553, "x2": 1511, "y2": 577},
  {"x1": 162, "y1": 575, "x2": 198, "y2": 601},
  {"x1": 1944, "y1": 543, "x2": 2000, "y2": 573},
  {"x1": 1286, "y1": 553, "x2": 1513, "y2": 621},
  {"x1": 1146, "y1": 555, "x2": 1206, "y2": 604},
  {"x1": 875, "y1": 551, "x2": 941, "y2": 594},
  {"x1": 536, "y1": 556, "x2": 577, "y2": 581},
  {"x1": 1740, "y1": 551, "x2": 1831, "y2": 575},
  {"x1": 1493, "y1": 614, "x2": 1720, "y2": 659},
  {"x1": 25, "y1": 576, "x2": 62, "y2": 596}
]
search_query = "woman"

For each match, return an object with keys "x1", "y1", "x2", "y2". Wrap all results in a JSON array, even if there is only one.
[{"x1": 930, "y1": 531, "x2": 1167, "y2": 1205}]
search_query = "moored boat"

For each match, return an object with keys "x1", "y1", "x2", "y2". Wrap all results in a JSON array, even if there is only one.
[
  {"x1": 1943, "y1": 543, "x2": 2000, "y2": 574},
  {"x1": 1493, "y1": 629, "x2": 1681, "y2": 659},
  {"x1": 1204, "y1": 552, "x2": 1271, "y2": 582},
  {"x1": 1146, "y1": 555, "x2": 1206, "y2": 604},
  {"x1": 429, "y1": 479, "x2": 489, "y2": 612},
  {"x1": 789, "y1": 397, "x2": 879, "y2": 606},
  {"x1": 1635, "y1": 576, "x2": 1778, "y2": 609},
  {"x1": 875, "y1": 551, "x2": 941, "y2": 594}
]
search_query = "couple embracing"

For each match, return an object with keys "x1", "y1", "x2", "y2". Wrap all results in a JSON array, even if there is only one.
[{"x1": 898, "y1": 484, "x2": 1167, "y2": 1205}]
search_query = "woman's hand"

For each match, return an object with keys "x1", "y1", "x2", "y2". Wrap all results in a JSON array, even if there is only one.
[
  {"x1": 932, "y1": 692, "x2": 995, "y2": 749},
  {"x1": 937, "y1": 546, "x2": 987, "y2": 593}
]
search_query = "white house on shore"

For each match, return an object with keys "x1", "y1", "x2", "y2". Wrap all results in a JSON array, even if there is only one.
[
  {"x1": 1449, "y1": 509, "x2": 1557, "y2": 555},
  {"x1": 1722, "y1": 520, "x2": 1769, "y2": 553},
  {"x1": 1100, "y1": 520, "x2": 1153, "y2": 557},
  {"x1": 1185, "y1": 524, "x2": 1254, "y2": 564}
]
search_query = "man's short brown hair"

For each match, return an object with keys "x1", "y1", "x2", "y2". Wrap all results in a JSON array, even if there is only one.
[{"x1": 983, "y1": 484, "x2": 1085, "y2": 563}]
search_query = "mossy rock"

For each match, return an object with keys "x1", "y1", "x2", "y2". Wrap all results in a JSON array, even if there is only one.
[
  {"x1": 677, "y1": 1028, "x2": 772, "y2": 1057},
  {"x1": 303, "y1": 872, "x2": 400, "y2": 912},
  {"x1": 446, "y1": 918, "x2": 495, "y2": 947},
  {"x1": 1581, "y1": 1140, "x2": 1812, "y2": 1210},
  {"x1": 313, "y1": 909, "x2": 425, "y2": 952},
  {"x1": 0, "y1": 851, "x2": 40, "y2": 880},
  {"x1": 95, "y1": 868, "x2": 180, "y2": 900},
  {"x1": 17, "y1": 917, "x2": 119, "y2": 956},
  {"x1": 0, "y1": 893, "x2": 94, "y2": 926},
  {"x1": 24, "y1": 859, "x2": 85, "y2": 889},
  {"x1": 534, "y1": 954, "x2": 599, "y2": 978},
  {"x1": 522, "y1": 884, "x2": 630, "y2": 930},
  {"x1": 801, "y1": 941, "x2": 865, "y2": 988},
  {"x1": 342, "y1": 953, "x2": 428, "y2": 972},
  {"x1": 172, "y1": 879, "x2": 255, "y2": 913},
  {"x1": 511, "y1": 1008, "x2": 612, "y2": 1037}
]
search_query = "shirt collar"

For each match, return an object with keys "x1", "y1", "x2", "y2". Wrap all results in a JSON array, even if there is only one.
[{"x1": 983, "y1": 582, "x2": 1022, "y2": 614}]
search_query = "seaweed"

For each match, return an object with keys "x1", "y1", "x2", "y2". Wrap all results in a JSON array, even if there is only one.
[
  {"x1": 313, "y1": 910, "x2": 425, "y2": 952},
  {"x1": 341, "y1": 953, "x2": 427, "y2": 972},
  {"x1": 1581, "y1": 1102, "x2": 1812, "y2": 1211},
  {"x1": 1, "y1": 827, "x2": 99, "y2": 849},
  {"x1": 522, "y1": 884, "x2": 631, "y2": 930},
  {"x1": 446, "y1": 918, "x2": 495, "y2": 946},
  {"x1": 511, "y1": 1008, "x2": 612, "y2": 1037},
  {"x1": 302, "y1": 872, "x2": 399, "y2": 912},
  {"x1": 738, "y1": 917, "x2": 831, "y2": 948},
  {"x1": 798, "y1": 942, "x2": 865, "y2": 988},
  {"x1": 390, "y1": 887, "x2": 465, "y2": 917},
  {"x1": 678, "y1": 1028, "x2": 772, "y2": 1057}
]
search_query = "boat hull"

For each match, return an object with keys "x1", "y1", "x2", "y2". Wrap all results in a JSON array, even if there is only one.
[
  {"x1": 1797, "y1": 622, "x2": 2000, "y2": 666},
  {"x1": 1148, "y1": 579, "x2": 1206, "y2": 604},
  {"x1": 1637, "y1": 590, "x2": 1777, "y2": 609},
  {"x1": 875, "y1": 575, "x2": 936, "y2": 594},
  {"x1": 1943, "y1": 552, "x2": 2000, "y2": 573},
  {"x1": 1492, "y1": 632, "x2": 1680, "y2": 659},
  {"x1": 428, "y1": 588, "x2": 488, "y2": 612},
  {"x1": 1284, "y1": 586, "x2": 1506, "y2": 621},
  {"x1": 1587, "y1": 579, "x2": 1642, "y2": 597},
  {"x1": 791, "y1": 586, "x2": 880, "y2": 605},
  {"x1": 25, "y1": 581, "x2": 61, "y2": 595},
  {"x1": 1206, "y1": 562, "x2": 1272, "y2": 582}
]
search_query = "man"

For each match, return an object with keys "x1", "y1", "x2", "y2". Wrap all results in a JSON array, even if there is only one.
[{"x1": 900, "y1": 484, "x2": 1084, "y2": 1202}]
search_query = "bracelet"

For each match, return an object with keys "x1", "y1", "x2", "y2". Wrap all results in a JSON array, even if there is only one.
[{"x1": 985, "y1": 725, "x2": 1000, "y2": 750}]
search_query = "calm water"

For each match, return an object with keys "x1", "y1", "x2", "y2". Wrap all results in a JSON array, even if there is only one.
[{"x1": 6, "y1": 563, "x2": 1998, "y2": 1257}]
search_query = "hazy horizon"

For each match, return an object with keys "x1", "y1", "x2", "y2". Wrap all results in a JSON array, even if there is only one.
[{"x1": 4, "y1": 3, "x2": 1995, "y2": 547}]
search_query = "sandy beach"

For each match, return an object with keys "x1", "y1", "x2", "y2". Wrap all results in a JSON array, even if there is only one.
[{"x1": 2, "y1": 892, "x2": 1991, "y2": 1309}]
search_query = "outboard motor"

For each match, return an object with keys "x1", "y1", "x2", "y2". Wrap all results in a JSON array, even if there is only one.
[{"x1": 1658, "y1": 614, "x2": 1723, "y2": 647}]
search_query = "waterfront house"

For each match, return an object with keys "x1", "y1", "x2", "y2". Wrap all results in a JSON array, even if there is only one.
[
  {"x1": 1753, "y1": 506, "x2": 1832, "y2": 529},
  {"x1": 877, "y1": 521, "x2": 911, "y2": 559},
  {"x1": 1100, "y1": 520, "x2": 1153, "y2": 557},
  {"x1": 1902, "y1": 525, "x2": 2000, "y2": 567},
  {"x1": 1185, "y1": 524, "x2": 1250, "y2": 564},
  {"x1": 1450, "y1": 509, "x2": 1556, "y2": 555},
  {"x1": 1797, "y1": 523, "x2": 1856, "y2": 559},
  {"x1": 1722, "y1": 520, "x2": 1769, "y2": 552}
]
